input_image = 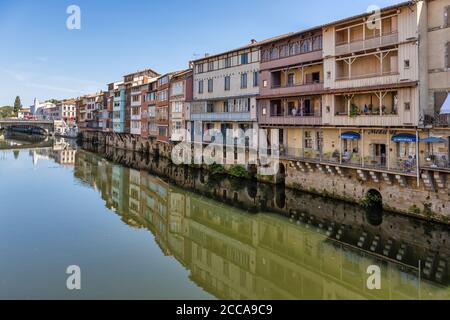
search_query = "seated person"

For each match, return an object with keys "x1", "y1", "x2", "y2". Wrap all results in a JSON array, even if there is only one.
[
  {"x1": 291, "y1": 107, "x2": 298, "y2": 117},
  {"x1": 342, "y1": 149, "x2": 351, "y2": 162}
]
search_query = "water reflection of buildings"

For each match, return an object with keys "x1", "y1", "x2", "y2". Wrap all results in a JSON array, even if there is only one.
[
  {"x1": 29, "y1": 140, "x2": 77, "y2": 166},
  {"x1": 74, "y1": 149, "x2": 450, "y2": 300}
]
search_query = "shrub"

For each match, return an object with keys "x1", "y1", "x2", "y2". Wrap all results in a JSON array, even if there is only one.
[
  {"x1": 209, "y1": 163, "x2": 225, "y2": 175},
  {"x1": 228, "y1": 165, "x2": 250, "y2": 179}
]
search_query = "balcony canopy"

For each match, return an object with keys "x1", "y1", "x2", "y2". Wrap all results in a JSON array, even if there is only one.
[
  {"x1": 340, "y1": 131, "x2": 361, "y2": 140},
  {"x1": 392, "y1": 134, "x2": 416, "y2": 143}
]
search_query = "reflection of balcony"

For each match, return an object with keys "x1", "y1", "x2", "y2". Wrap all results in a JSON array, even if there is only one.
[
  {"x1": 335, "y1": 32, "x2": 399, "y2": 55},
  {"x1": 190, "y1": 112, "x2": 251, "y2": 122}
]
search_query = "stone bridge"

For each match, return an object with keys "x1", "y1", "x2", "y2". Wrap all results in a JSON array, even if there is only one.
[{"x1": 0, "y1": 119, "x2": 55, "y2": 135}]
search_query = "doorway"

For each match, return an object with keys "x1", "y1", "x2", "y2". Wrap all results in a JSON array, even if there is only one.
[{"x1": 372, "y1": 144, "x2": 387, "y2": 166}]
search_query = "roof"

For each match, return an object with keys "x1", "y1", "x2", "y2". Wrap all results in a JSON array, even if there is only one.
[
  {"x1": 123, "y1": 68, "x2": 160, "y2": 78},
  {"x1": 171, "y1": 68, "x2": 193, "y2": 79},
  {"x1": 190, "y1": 32, "x2": 294, "y2": 64},
  {"x1": 191, "y1": 1, "x2": 413, "y2": 62},
  {"x1": 321, "y1": 1, "x2": 413, "y2": 29}
]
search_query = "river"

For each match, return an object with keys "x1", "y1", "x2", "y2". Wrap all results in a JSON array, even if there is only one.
[{"x1": 1, "y1": 133, "x2": 450, "y2": 299}]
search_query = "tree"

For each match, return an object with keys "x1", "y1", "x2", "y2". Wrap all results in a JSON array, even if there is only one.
[
  {"x1": 0, "y1": 106, "x2": 14, "y2": 118},
  {"x1": 13, "y1": 96, "x2": 22, "y2": 114}
]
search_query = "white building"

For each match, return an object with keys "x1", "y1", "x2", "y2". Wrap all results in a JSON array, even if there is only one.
[{"x1": 190, "y1": 40, "x2": 264, "y2": 147}]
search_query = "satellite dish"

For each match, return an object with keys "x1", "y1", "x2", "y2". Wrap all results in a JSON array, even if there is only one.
[{"x1": 440, "y1": 93, "x2": 450, "y2": 115}]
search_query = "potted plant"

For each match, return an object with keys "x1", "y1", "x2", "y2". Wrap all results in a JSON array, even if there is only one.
[{"x1": 350, "y1": 103, "x2": 360, "y2": 118}]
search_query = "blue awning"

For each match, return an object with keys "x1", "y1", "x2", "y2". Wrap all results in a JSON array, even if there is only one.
[
  {"x1": 420, "y1": 136, "x2": 446, "y2": 143},
  {"x1": 392, "y1": 134, "x2": 417, "y2": 143},
  {"x1": 340, "y1": 132, "x2": 361, "y2": 140}
]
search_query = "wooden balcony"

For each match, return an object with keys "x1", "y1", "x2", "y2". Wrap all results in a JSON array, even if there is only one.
[
  {"x1": 190, "y1": 112, "x2": 252, "y2": 122},
  {"x1": 258, "y1": 113, "x2": 322, "y2": 127},
  {"x1": 261, "y1": 82, "x2": 324, "y2": 98},
  {"x1": 335, "y1": 32, "x2": 399, "y2": 55}
]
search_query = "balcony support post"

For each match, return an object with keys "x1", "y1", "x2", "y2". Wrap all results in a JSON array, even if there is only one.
[
  {"x1": 284, "y1": 69, "x2": 289, "y2": 87},
  {"x1": 301, "y1": 65, "x2": 305, "y2": 85},
  {"x1": 361, "y1": 129, "x2": 365, "y2": 167},
  {"x1": 387, "y1": 129, "x2": 391, "y2": 171}
]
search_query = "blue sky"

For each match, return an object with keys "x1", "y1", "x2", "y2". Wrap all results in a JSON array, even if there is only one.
[{"x1": 0, "y1": 0, "x2": 402, "y2": 107}]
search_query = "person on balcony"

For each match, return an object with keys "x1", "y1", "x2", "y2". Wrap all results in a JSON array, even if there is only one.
[
  {"x1": 291, "y1": 107, "x2": 298, "y2": 117},
  {"x1": 363, "y1": 104, "x2": 369, "y2": 114},
  {"x1": 343, "y1": 149, "x2": 351, "y2": 163}
]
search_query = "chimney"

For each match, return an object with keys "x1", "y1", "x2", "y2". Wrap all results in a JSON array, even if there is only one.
[{"x1": 250, "y1": 39, "x2": 257, "y2": 44}]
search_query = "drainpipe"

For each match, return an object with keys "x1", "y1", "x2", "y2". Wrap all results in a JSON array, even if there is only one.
[{"x1": 416, "y1": 129, "x2": 420, "y2": 187}]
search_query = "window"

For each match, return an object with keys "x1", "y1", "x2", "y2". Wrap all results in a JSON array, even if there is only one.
[
  {"x1": 313, "y1": 35, "x2": 323, "y2": 51},
  {"x1": 171, "y1": 81, "x2": 184, "y2": 96},
  {"x1": 287, "y1": 73, "x2": 295, "y2": 86},
  {"x1": 270, "y1": 48, "x2": 279, "y2": 60},
  {"x1": 158, "y1": 76, "x2": 168, "y2": 86},
  {"x1": 404, "y1": 102, "x2": 411, "y2": 111},
  {"x1": 158, "y1": 90, "x2": 167, "y2": 101},
  {"x1": 397, "y1": 142, "x2": 415, "y2": 158},
  {"x1": 148, "y1": 123, "x2": 157, "y2": 132},
  {"x1": 171, "y1": 101, "x2": 183, "y2": 113},
  {"x1": 253, "y1": 71, "x2": 259, "y2": 87},
  {"x1": 208, "y1": 79, "x2": 213, "y2": 92},
  {"x1": 132, "y1": 95, "x2": 140, "y2": 102},
  {"x1": 312, "y1": 72, "x2": 321, "y2": 83},
  {"x1": 403, "y1": 59, "x2": 410, "y2": 69},
  {"x1": 208, "y1": 61, "x2": 214, "y2": 71},
  {"x1": 173, "y1": 121, "x2": 182, "y2": 131},
  {"x1": 301, "y1": 39, "x2": 312, "y2": 53},
  {"x1": 241, "y1": 73, "x2": 247, "y2": 89},
  {"x1": 304, "y1": 131, "x2": 313, "y2": 149},
  {"x1": 198, "y1": 80, "x2": 204, "y2": 94},
  {"x1": 225, "y1": 57, "x2": 232, "y2": 68},
  {"x1": 131, "y1": 107, "x2": 140, "y2": 116},
  {"x1": 224, "y1": 76, "x2": 231, "y2": 91},
  {"x1": 241, "y1": 53, "x2": 249, "y2": 64},
  {"x1": 196, "y1": 64, "x2": 204, "y2": 74},
  {"x1": 279, "y1": 45, "x2": 288, "y2": 58},
  {"x1": 148, "y1": 105, "x2": 156, "y2": 117},
  {"x1": 158, "y1": 127, "x2": 168, "y2": 137}
]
